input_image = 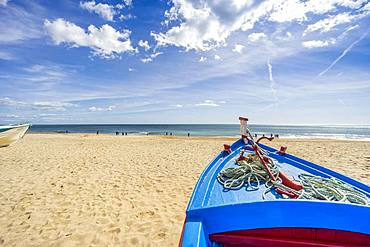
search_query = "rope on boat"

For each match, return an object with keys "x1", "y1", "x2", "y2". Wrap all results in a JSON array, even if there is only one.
[
  {"x1": 219, "y1": 117, "x2": 370, "y2": 205},
  {"x1": 298, "y1": 174, "x2": 369, "y2": 205},
  {"x1": 217, "y1": 154, "x2": 278, "y2": 190},
  {"x1": 217, "y1": 147, "x2": 370, "y2": 206}
]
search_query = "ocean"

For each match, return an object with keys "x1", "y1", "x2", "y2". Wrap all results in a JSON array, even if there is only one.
[{"x1": 28, "y1": 124, "x2": 370, "y2": 140}]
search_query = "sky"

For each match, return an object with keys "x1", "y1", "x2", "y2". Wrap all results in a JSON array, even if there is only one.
[{"x1": 0, "y1": 0, "x2": 370, "y2": 125}]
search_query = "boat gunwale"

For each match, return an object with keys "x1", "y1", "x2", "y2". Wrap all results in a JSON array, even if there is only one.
[
  {"x1": 186, "y1": 139, "x2": 245, "y2": 211},
  {"x1": 0, "y1": 123, "x2": 31, "y2": 130}
]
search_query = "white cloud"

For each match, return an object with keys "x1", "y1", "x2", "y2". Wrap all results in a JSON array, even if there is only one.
[
  {"x1": 0, "y1": 3, "x2": 42, "y2": 44},
  {"x1": 248, "y1": 32, "x2": 266, "y2": 42},
  {"x1": 0, "y1": 50, "x2": 15, "y2": 60},
  {"x1": 80, "y1": 1, "x2": 116, "y2": 21},
  {"x1": 163, "y1": 5, "x2": 179, "y2": 26},
  {"x1": 4, "y1": 114, "x2": 19, "y2": 118},
  {"x1": 32, "y1": 102, "x2": 75, "y2": 111},
  {"x1": 0, "y1": 0, "x2": 9, "y2": 6},
  {"x1": 38, "y1": 113, "x2": 58, "y2": 117},
  {"x1": 24, "y1": 64, "x2": 65, "y2": 76},
  {"x1": 119, "y1": 13, "x2": 134, "y2": 20},
  {"x1": 44, "y1": 18, "x2": 135, "y2": 59},
  {"x1": 140, "y1": 52, "x2": 162, "y2": 63},
  {"x1": 123, "y1": 0, "x2": 133, "y2": 7},
  {"x1": 151, "y1": 0, "x2": 369, "y2": 51},
  {"x1": 89, "y1": 105, "x2": 116, "y2": 111},
  {"x1": 268, "y1": 0, "x2": 308, "y2": 23},
  {"x1": 214, "y1": 54, "x2": 221, "y2": 60},
  {"x1": 24, "y1": 64, "x2": 47, "y2": 73},
  {"x1": 195, "y1": 99, "x2": 219, "y2": 107},
  {"x1": 128, "y1": 68, "x2": 135, "y2": 72},
  {"x1": 20, "y1": 64, "x2": 69, "y2": 83},
  {"x1": 304, "y1": 13, "x2": 355, "y2": 35},
  {"x1": 141, "y1": 58, "x2": 152, "y2": 63},
  {"x1": 175, "y1": 104, "x2": 183, "y2": 107},
  {"x1": 302, "y1": 39, "x2": 336, "y2": 48},
  {"x1": 151, "y1": 52, "x2": 162, "y2": 58},
  {"x1": 336, "y1": 24, "x2": 359, "y2": 40},
  {"x1": 0, "y1": 97, "x2": 75, "y2": 111},
  {"x1": 0, "y1": 97, "x2": 33, "y2": 108},
  {"x1": 300, "y1": 24, "x2": 359, "y2": 50},
  {"x1": 151, "y1": 0, "x2": 265, "y2": 51},
  {"x1": 268, "y1": 0, "x2": 367, "y2": 23},
  {"x1": 364, "y1": 2, "x2": 370, "y2": 11},
  {"x1": 0, "y1": 97, "x2": 21, "y2": 106},
  {"x1": 304, "y1": 0, "x2": 361, "y2": 14},
  {"x1": 138, "y1": 40, "x2": 150, "y2": 51},
  {"x1": 340, "y1": 0, "x2": 368, "y2": 9},
  {"x1": 232, "y1": 44, "x2": 244, "y2": 53},
  {"x1": 199, "y1": 56, "x2": 207, "y2": 62}
]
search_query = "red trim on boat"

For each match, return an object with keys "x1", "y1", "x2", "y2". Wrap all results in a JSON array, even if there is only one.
[
  {"x1": 210, "y1": 228, "x2": 370, "y2": 247},
  {"x1": 224, "y1": 144, "x2": 232, "y2": 154},
  {"x1": 278, "y1": 146, "x2": 287, "y2": 155},
  {"x1": 178, "y1": 218, "x2": 186, "y2": 247},
  {"x1": 279, "y1": 171, "x2": 304, "y2": 191}
]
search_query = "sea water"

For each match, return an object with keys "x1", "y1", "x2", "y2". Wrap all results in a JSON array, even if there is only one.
[{"x1": 28, "y1": 124, "x2": 370, "y2": 140}]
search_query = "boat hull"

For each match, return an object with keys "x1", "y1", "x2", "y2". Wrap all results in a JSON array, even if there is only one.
[
  {"x1": 180, "y1": 138, "x2": 370, "y2": 246},
  {"x1": 210, "y1": 228, "x2": 370, "y2": 247},
  {"x1": 0, "y1": 124, "x2": 30, "y2": 147}
]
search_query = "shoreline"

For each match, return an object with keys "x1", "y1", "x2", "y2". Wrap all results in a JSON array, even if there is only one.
[{"x1": 27, "y1": 132, "x2": 370, "y2": 141}]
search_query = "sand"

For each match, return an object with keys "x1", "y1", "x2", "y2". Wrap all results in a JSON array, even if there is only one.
[{"x1": 0, "y1": 134, "x2": 369, "y2": 246}]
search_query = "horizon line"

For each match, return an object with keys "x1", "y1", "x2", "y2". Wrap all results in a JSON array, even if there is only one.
[{"x1": 26, "y1": 123, "x2": 370, "y2": 127}]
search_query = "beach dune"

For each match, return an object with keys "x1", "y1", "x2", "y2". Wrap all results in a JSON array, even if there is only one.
[{"x1": 0, "y1": 134, "x2": 369, "y2": 246}]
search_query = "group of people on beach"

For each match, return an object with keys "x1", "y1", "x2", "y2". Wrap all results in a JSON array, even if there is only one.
[
  {"x1": 255, "y1": 133, "x2": 280, "y2": 138},
  {"x1": 61, "y1": 130, "x2": 279, "y2": 138},
  {"x1": 115, "y1": 132, "x2": 128, "y2": 136}
]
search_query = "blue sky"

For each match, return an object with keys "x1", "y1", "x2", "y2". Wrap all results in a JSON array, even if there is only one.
[{"x1": 0, "y1": 0, "x2": 370, "y2": 124}]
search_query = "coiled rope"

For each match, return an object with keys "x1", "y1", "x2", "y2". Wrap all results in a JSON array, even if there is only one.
[
  {"x1": 298, "y1": 174, "x2": 369, "y2": 205},
  {"x1": 217, "y1": 151, "x2": 370, "y2": 206},
  {"x1": 217, "y1": 154, "x2": 278, "y2": 190}
]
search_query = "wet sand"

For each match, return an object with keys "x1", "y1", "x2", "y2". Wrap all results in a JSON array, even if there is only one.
[{"x1": 0, "y1": 134, "x2": 369, "y2": 246}]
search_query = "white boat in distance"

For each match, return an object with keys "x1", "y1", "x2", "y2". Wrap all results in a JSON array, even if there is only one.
[{"x1": 0, "y1": 123, "x2": 31, "y2": 148}]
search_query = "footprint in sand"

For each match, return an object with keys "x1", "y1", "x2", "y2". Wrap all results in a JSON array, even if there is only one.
[
  {"x1": 138, "y1": 210, "x2": 155, "y2": 218},
  {"x1": 153, "y1": 230, "x2": 167, "y2": 241},
  {"x1": 107, "y1": 227, "x2": 121, "y2": 234},
  {"x1": 130, "y1": 237, "x2": 139, "y2": 245}
]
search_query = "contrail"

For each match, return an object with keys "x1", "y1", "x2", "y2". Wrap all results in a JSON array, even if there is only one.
[
  {"x1": 318, "y1": 32, "x2": 368, "y2": 77},
  {"x1": 267, "y1": 58, "x2": 277, "y2": 102}
]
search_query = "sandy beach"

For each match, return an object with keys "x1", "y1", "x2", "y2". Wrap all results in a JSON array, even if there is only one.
[{"x1": 0, "y1": 134, "x2": 369, "y2": 246}]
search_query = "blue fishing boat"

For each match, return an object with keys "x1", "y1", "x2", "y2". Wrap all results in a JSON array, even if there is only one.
[{"x1": 179, "y1": 117, "x2": 370, "y2": 247}]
